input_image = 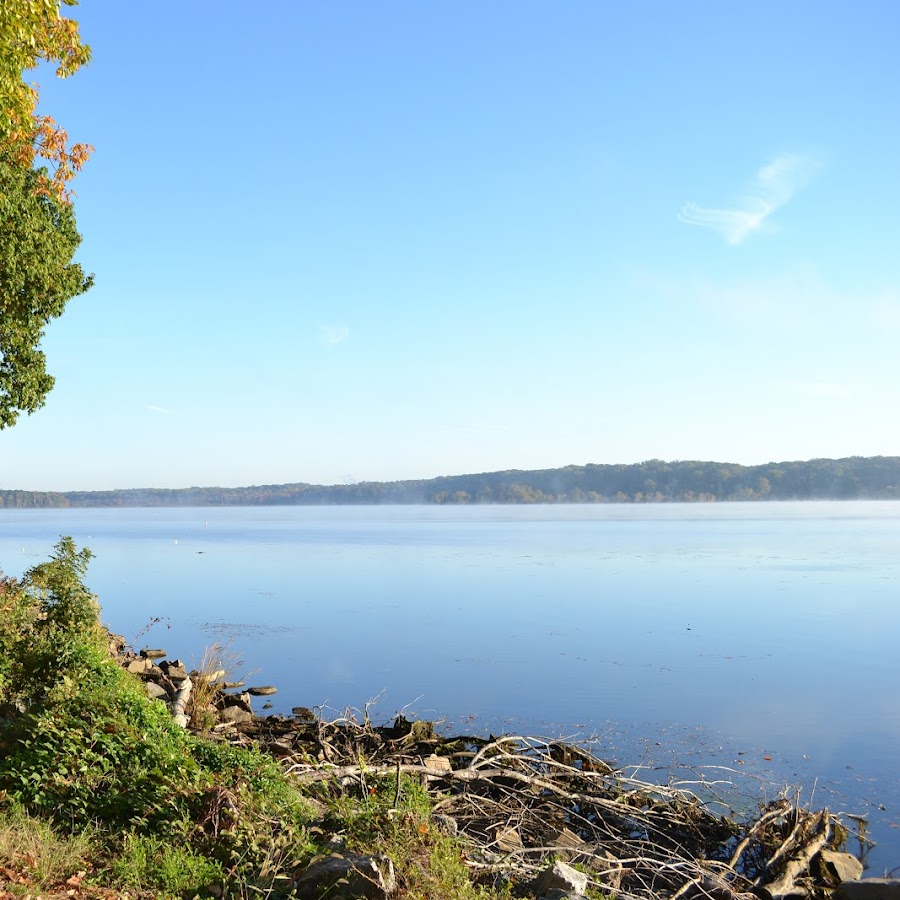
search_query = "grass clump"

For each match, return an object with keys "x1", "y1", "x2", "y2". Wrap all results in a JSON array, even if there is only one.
[
  {"x1": 0, "y1": 802, "x2": 94, "y2": 889},
  {"x1": 190, "y1": 638, "x2": 245, "y2": 733},
  {"x1": 322, "y1": 771, "x2": 507, "y2": 900},
  {"x1": 105, "y1": 831, "x2": 225, "y2": 896}
]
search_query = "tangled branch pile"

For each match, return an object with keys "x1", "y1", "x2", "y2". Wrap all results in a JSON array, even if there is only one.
[{"x1": 234, "y1": 711, "x2": 867, "y2": 900}]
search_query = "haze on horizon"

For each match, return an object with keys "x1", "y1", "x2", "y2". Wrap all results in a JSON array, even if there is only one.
[{"x1": 1, "y1": 2, "x2": 898, "y2": 492}]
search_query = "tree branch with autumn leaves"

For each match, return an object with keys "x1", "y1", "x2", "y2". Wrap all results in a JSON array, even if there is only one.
[{"x1": 0, "y1": 0, "x2": 93, "y2": 202}]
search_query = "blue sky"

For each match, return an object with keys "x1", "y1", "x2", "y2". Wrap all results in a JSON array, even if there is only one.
[{"x1": 3, "y1": 1, "x2": 899, "y2": 490}]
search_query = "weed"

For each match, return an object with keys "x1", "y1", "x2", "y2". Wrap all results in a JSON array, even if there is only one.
[
  {"x1": 0, "y1": 802, "x2": 94, "y2": 888},
  {"x1": 190, "y1": 639, "x2": 244, "y2": 733},
  {"x1": 323, "y1": 772, "x2": 506, "y2": 899},
  {"x1": 106, "y1": 831, "x2": 224, "y2": 896}
]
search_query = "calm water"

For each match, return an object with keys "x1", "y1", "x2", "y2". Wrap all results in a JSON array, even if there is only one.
[{"x1": 1, "y1": 502, "x2": 898, "y2": 870}]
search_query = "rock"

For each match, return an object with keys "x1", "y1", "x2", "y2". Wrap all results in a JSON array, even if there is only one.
[
  {"x1": 534, "y1": 861, "x2": 589, "y2": 897},
  {"x1": 160, "y1": 660, "x2": 189, "y2": 681},
  {"x1": 139, "y1": 648, "x2": 167, "y2": 659},
  {"x1": 248, "y1": 685, "x2": 277, "y2": 696},
  {"x1": 423, "y1": 753, "x2": 452, "y2": 773},
  {"x1": 545, "y1": 826, "x2": 587, "y2": 861},
  {"x1": 219, "y1": 706, "x2": 254, "y2": 725},
  {"x1": 221, "y1": 691, "x2": 253, "y2": 713},
  {"x1": 818, "y1": 850, "x2": 864, "y2": 884},
  {"x1": 144, "y1": 682, "x2": 169, "y2": 701},
  {"x1": 293, "y1": 706, "x2": 316, "y2": 722},
  {"x1": 125, "y1": 658, "x2": 152, "y2": 675},
  {"x1": 834, "y1": 880, "x2": 900, "y2": 900},
  {"x1": 107, "y1": 633, "x2": 126, "y2": 657},
  {"x1": 262, "y1": 702, "x2": 273, "y2": 709},
  {"x1": 547, "y1": 826, "x2": 584, "y2": 849},
  {"x1": 293, "y1": 853, "x2": 396, "y2": 899}
]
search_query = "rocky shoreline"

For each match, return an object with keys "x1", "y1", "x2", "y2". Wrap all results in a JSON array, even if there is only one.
[{"x1": 109, "y1": 633, "x2": 898, "y2": 900}]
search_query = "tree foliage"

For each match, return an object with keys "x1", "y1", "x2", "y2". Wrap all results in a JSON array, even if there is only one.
[
  {"x1": 0, "y1": 0, "x2": 92, "y2": 201},
  {"x1": 2, "y1": 456, "x2": 899, "y2": 506},
  {"x1": 0, "y1": 153, "x2": 93, "y2": 428}
]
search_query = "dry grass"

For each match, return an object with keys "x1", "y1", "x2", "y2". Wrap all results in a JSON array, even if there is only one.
[
  {"x1": 0, "y1": 804, "x2": 94, "y2": 889},
  {"x1": 188, "y1": 638, "x2": 245, "y2": 732}
]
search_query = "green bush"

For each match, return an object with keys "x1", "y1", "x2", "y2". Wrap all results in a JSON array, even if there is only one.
[
  {"x1": 106, "y1": 832, "x2": 225, "y2": 896},
  {"x1": 0, "y1": 538, "x2": 320, "y2": 898}
]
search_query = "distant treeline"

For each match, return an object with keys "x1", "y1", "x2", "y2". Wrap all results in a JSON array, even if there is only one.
[{"x1": 2, "y1": 457, "x2": 899, "y2": 508}]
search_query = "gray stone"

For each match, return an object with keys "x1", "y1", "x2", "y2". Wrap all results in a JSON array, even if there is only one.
[
  {"x1": 293, "y1": 853, "x2": 396, "y2": 899},
  {"x1": 248, "y1": 685, "x2": 277, "y2": 696},
  {"x1": 144, "y1": 682, "x2": 169, "y2": 701},
  {"x1": 534, "y1": 861, "x2": 589, "y2": 897},
  {"x1": 222, "y1": 691, "x2": 253, "y2": 712},
  {"x1": 125, "y1": 658, "x2": 152, "y2": 675},
  {"x1": 546, "y1": 826, "x2": 587, "y2": 862},
  {"x1": 219, "y1": 706, "x2": 254, "y2": 725},
  {"x1": 423, "y1": 753, "x2": 452, "y2": 773},
  {"x1": 160, "y1": 660, "x2": 189, "y2": 681},
  {"x1": 139, "y1": 648, "x2": 167, "y2": 659},
  {"x1": 819, "y1": 850, "x2": 864, "y2": 884},
  {"x1": 292, "y1": 706, "x2": 317, "y2": 721},
  {"x1": 834, "y1": 880, "x2": 900, "y2": 900}
]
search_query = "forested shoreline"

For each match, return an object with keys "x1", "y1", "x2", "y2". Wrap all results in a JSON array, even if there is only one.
[{"x1": 3, "y1": 455, "x2": 899, "y2": 508}]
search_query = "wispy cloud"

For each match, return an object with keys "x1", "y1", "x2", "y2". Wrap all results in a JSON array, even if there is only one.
[
  {"x1": 146, "y1": 404, "x2": 177, "y2": 415},
  {"x1": 679, "y1": 154, "x2": 819, "y2": 245},
  {"x1": 319, "y1": 325, "x2": 350, "y2": 348}
]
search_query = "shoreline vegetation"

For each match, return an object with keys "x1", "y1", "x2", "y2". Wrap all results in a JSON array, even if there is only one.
[
  {"x1": 0, "y1": 539, "x2": 882, "y2": 900},
  {"x1": 2, "y1": 456, "x2": 900, "y2": 509}
]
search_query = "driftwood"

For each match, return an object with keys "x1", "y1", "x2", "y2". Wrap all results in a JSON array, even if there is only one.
[
  {"x1": 231, "y1": 712, "x2": 870, "y2": 900},
  {"x1": 171, "y1": 675, "x2": 192, "y2": 728}
]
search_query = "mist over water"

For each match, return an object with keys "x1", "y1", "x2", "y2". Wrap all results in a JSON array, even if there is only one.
[{"x1": 1, "y1": 502, "x2": 898, "y2": 871}]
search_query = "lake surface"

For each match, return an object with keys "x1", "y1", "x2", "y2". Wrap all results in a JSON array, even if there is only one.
[{"x1": 1, "y1": 502, "x2": 898, "y2": 871}]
